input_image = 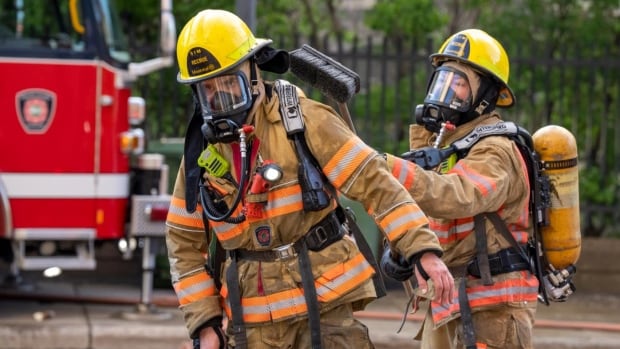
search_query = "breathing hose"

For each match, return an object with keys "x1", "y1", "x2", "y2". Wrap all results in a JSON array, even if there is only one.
[{"x1": 200, "y1": 127, "x2": 252, "y2": 223}]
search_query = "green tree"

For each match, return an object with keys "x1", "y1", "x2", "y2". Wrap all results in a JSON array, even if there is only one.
[
  {"x1": 364, "y1": 0, "x2": 447, "y2": 42},
  {"x1": 363, "y1": 0, "x2": 620, "y2": 236}
]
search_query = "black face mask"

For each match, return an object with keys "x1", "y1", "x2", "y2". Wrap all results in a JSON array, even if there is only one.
[
  {"x1": 414, "y1": 104, "x2": 462, "y2": 133},
  {"x1": 201, "y1": 117, "x2": 244, "y2": 144},
  {"x1": 194, "y1": 73, "x2": 254, "y2": 144},
  {"x1": 199, "y1": 90, "x2": 251, "y2": 144}
]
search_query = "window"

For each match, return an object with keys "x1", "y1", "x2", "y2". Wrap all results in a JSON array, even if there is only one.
[{"x1": 0, "y1": 0, "x2": 85, "y2": 52}]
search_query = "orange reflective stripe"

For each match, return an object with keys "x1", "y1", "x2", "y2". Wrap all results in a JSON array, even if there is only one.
[
  {"x1": 211, "y1": 206, "x2": 248, "y2": 241},
  {"x1": 431, "y1": 272, "x2": 539, "y2": 323},
  {"x1": 222, "y1": 286, "x2": 308, "y2": 323},
  {"x1": 431, "y1": 298, "x2": 460, "y2": 322},
  {"x1": 379, "y1": 204, "x2": 429, "y2": 241},
  {"x1": 449, "y1": 162, "x2": 496, "y2": 197},
  {"x1": 392, "y1": 156, "x2": 415, "y2": 189},
  {"x1": 263, "y1": 185, "x2": 304, "y2": 217},
  {"x1": 316, "y1": 252, "x2": 374, "y2": 302},
  {"x1": 323, "y1": 137, "x2": 374, "y2": 188},
  {"x1": 166, "y1": 196, "x2": 204, "y2": 229},
  {"x1": 173, "y1": 271, "x2": 217, "y2": 306},
  {"x1": 467, "y1": 273, "x2": 539, "y2": 308},
  {"x1": 266, "y1": 289, "x2": 308, "y2": 321},
  {"x1": 506, "y1": 228, "x2": 529, "y2": 244},
  {"x1": 239, "y1": 293, "x2": 273, "y2": 323},
  {"x1": 430, "y1": 217, "x2": 474, "y2": 244},
  {"x1": 220, "y1": 252, "x2": 373, "y2": 323}
]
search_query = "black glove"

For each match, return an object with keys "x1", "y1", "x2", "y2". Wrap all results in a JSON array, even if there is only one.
[{"x1": 380, "y1": 246, "x2": 414, "y2": 282}]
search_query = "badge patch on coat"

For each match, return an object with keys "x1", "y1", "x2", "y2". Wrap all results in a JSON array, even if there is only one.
[{"x1": 254, "y1": 226, "x2": 272, "y2": 247}]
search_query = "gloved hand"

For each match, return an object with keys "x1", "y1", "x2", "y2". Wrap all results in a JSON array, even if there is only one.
[
  {"x1": 401, "y1": 147, "x2": 445, "y2": 170},
  {"x1": 380, "y1": 246, "x2": 414, "y2": 281}
]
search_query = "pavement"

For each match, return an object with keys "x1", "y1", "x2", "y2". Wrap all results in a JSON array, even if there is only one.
[{"x1": 1, "y1": 258, "x2": 620, "y2": 349}]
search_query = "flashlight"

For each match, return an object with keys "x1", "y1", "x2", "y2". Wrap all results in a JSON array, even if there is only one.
[
  {"x1": 245, "y1": 161, "x2": 283, "y2": 218},
  {"x1": 260, "y1": 162, "x2": 283, "y2": 184}
]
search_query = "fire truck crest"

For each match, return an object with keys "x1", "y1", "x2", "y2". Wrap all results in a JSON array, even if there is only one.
[{"x1": 15, "y1": 89, "x2": 57, "y2": 134}]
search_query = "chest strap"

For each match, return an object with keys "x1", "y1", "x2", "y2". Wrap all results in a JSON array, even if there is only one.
[
  {"x1": 468, "y1": 246, "x2": 530, "y2": 277},
  {"x1": 235, "y1": 210, "x2": 344, "y2": 261}
]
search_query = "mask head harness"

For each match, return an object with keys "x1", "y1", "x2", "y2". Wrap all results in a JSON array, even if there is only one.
[
  {"x1": 193, "y1": 45, "x2": 290, "y2": 144},
  {"x1": 415, "y1": 62, "x2": 500, "y2": 133}
]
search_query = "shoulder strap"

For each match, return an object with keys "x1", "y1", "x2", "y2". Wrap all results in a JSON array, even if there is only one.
[
  {"x1": 451, "y1": 121, "x2": 520, "y2": 153},
  {"x1": 273, "y1": 79, "x2": 305, "y2": 136},
  {"x1": 402, "y1": 121, "x2": 521, "y2": 169}
]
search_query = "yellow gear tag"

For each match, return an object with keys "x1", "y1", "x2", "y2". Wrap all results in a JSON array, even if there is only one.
[
  {"x1": 439, "y1": 152, "x2": 457, "y2": 174},
  {"x1": 198, "y1": 144, "x2": 230, "y2": 178}
]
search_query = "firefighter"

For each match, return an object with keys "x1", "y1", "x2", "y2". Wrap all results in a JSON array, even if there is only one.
[
  {"x1": 382, "y1": 29, "x2": 540, "y2": 349},
  {"x1": 165, "y1": 9, "x2": 455, "y2": 349}
]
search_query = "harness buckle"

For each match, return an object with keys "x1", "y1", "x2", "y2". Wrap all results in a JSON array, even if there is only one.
[
  {"x1": 273, "y1": 243, "x2": 297, "y2": 260},
  {"x1": 309, "y1": 226, "x2": 329, "y2": 246}
]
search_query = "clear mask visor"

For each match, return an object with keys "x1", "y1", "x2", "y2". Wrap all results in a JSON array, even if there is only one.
[
  {"x1": 425, "y1": 68, "x2": 472, "y2": 112},
  {"x1": 195, "y1": 71, "x2": 253, "y2": 119}
]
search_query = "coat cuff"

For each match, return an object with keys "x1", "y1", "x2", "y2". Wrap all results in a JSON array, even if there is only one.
[{"x1": 181, "y1": 295, "x2": 224, "y2": 338}]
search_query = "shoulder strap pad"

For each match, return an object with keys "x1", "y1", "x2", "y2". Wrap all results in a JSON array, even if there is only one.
[
  {"x1": 451, "y1": 121, "x2": 520, "y2": 152},
  {"x1": 273, "y1": 79, "x2": 305, "y2": 136}
]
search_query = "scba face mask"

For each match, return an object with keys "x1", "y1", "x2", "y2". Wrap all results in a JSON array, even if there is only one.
[
  {"x1": 195, "y1": 71, "x2": 254, "y2": 143},
  {"x1": 415, "y1": 67, "x2": 473, "y2": 133}
]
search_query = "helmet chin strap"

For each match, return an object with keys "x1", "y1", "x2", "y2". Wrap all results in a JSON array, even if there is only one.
[
  {"x1": 459, "y1": 76, "x2": 499, "y2": 125},
  {"x1": 249, "y1": 59, "x2": 260, "y2": 97}
]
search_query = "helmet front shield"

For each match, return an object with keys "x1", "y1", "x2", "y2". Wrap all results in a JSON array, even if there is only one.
[
  {"x1": 425, "y1": 67, "x2": 472, "y2": 113},
  {"x1": 195, "y1": 71, "x2": 253, "y2": 119}
]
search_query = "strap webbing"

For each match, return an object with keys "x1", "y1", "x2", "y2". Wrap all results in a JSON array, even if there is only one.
[
  {"x1": 343, "y1": 207, "x2": 387, "y2": 298},
  {"x1": 226, "y1": 253, "x2": 247, "y2": 348},
  {"x1": 484, "y1": 212, "x2": 530, "y2": 267},
  {"x1": 458, "y1": 280, "x2": 478, "y2": 349},
  {"x1": 473, "y1": 214, "x2": 493, "y2": 286},
  {"x1": 298, "y1": 242, "x2": 323, "y2": 349}
]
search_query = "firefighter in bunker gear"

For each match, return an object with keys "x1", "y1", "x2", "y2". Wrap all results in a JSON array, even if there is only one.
[
  {"x1": 165, "y1": 9, "x2": 455, "y2": 349},
  {"x1": 382, "y1": 29, "x2": 540, "y2": 349}
]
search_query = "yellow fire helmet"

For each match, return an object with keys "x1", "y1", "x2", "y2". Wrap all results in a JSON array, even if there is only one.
[
  {"x1": 430, "y1": 29, "x2": 515, "y2": 107},
  {"x1": 176, "y1": 9, "x2": 273, "y2": 84}
]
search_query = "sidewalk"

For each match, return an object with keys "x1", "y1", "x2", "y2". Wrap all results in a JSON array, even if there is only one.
[{"x1": 1, "y1": 277, "x2": 620, "y2": 349}]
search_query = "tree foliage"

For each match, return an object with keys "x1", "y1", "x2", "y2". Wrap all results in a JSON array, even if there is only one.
[
  {"x1": 364, "y1": 0, "x2": 447, "y2": 41},
  {"x1": 119, "y1": 1, "x2": 620, "y2": 237}
]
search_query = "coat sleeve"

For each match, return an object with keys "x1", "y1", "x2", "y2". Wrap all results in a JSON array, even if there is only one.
[
  {"x1": 386, "y1": 135, "x2": 529, "y2": 220},
  {"x1": 165, "y1": 160, "x2": 223, "y2": 338},
  {"x1": 300, "y1": 98, "x2": 443, "y2": 259}
]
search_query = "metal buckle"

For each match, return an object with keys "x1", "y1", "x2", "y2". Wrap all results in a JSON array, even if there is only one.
[
  {"x1": 311, "y1": 226, "x2": 329, "y2": 246},
  {"x1": 273, "y1": 243, "x2": 297, "y2": 260}
]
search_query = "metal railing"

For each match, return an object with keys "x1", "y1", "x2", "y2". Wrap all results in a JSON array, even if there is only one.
[{"x1": 135, "y1": 34, "x2": 620, "y2": 238}]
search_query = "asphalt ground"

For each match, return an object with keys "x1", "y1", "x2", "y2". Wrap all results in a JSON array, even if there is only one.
[
  {"x1": 1, "y1": 242, "x2": 620, "y2": 349},
  {"x1": 1, "y1": 272, "x2": 620, "y2": 349}
]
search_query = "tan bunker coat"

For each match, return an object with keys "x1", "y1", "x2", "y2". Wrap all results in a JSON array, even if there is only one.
[{"x1": 386, "y1": 113, "x2": 539, "y2": 328}]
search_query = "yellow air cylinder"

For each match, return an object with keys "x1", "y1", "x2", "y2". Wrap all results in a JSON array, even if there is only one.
[{"x1": 532, "y1": 125, "x2": 581, "y2": 269}]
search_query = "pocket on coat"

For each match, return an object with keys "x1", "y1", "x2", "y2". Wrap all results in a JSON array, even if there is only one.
[
  {"x1": 321, "y1": 304, "x2": 375, "y2": 349},
  {"x1": 467, "y1": 309, "x2": 509, "y2": 348}
]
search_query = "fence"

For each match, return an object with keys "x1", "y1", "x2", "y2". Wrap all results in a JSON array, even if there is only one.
[{"x1": 135, "y1": 35, "x2": 620, "y2": 237}]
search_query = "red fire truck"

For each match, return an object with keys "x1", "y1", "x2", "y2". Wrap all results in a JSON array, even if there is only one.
[{"x1": 0, "y1": 0, "x2": 176, "y2": 285}]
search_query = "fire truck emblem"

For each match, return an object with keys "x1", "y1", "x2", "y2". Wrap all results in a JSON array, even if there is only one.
[{"x1": 15, "y1": 89, "x2": 57, "y2": 134}]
